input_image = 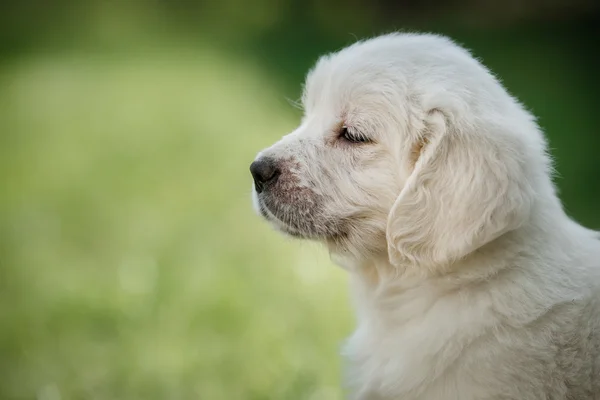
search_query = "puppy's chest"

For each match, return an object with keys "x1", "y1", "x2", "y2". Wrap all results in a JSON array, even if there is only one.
[
  {"x1": 343, "y1": 325, "x2": 455, "y2": 400},
  {"x1": 343, "y1": 320, "x2": 574, "y2": 400},
  {"x1": 342, "y1": 313, "x2": 505, "y2": 400}
]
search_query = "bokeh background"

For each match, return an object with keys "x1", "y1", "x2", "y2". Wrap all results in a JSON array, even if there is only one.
[{"x1": 0, "y1": 1, "x2": 598, "y2": 399}]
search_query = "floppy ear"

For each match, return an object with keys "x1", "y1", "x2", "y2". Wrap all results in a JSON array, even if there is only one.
[{"x1": 386, "y1": 109, "x2": 533, "y2": 272}]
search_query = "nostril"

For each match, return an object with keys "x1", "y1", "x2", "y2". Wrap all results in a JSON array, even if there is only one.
[{"x1": 250, "y1": 159, "x2": 280, "y2": 193}]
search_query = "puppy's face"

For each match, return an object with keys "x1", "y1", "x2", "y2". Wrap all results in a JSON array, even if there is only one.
[
  {"x1": 251, "y1": 34, "x2": 537, "y2": 268},
  {"x1": 250, "y1": 54, "x2": 412, "y2": 257}
]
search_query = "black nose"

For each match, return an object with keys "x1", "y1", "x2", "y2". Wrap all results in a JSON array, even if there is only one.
[{"x1": 250, "y1": 159, "x2": 280, "y2": 193}]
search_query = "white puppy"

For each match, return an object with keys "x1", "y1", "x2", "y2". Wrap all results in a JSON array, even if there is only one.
[{"x1": 250, "y1": 33, "x2": 600, "y2": 400}]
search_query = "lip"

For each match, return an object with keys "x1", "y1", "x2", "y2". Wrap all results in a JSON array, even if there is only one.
[
  {"x1": 257, "y1": 200, "x2": 269, "y2": 219},
  {"x1": 253, "y1": 190, "x2": 308, "y2": 238},
  {"x1": 261, "y1": 201, "x2": 305, "y2": 237}
]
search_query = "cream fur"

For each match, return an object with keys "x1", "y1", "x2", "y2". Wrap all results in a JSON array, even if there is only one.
[{"x1": 250, "y1": 33, "x2": 600, "y2": 399}]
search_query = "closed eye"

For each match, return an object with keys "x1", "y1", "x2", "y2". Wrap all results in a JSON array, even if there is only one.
[{"x1": 340, "y1": 126, "x2": 371, "y2": 144}]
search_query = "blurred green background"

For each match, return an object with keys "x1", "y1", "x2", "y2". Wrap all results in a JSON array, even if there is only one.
[{"x1": 0, "y1": 1, "x2": 598, "y2": 399}]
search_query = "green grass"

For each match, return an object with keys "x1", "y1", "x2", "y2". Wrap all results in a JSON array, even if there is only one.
[{"x1": 0, "y1": 47, "x2": 352, "y2": 400}]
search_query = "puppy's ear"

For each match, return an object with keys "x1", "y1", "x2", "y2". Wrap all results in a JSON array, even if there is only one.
[{"x1": 386, "y1": 110, "x2": 533, "y2": 272}]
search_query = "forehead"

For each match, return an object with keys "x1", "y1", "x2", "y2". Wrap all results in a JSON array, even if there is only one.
[
  {"x1": 300, "y1": 55, "x2": 411, "y2": 143},
  {"x1": 301, "y1": 46, "x2": 409, "y2": 120}
]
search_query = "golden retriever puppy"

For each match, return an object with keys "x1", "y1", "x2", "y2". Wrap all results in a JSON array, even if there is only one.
[{"x1": 250, "y1": 33, "x2": 600, "y2": 400}]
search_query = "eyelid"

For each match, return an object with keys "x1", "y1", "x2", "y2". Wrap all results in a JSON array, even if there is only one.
[
  {"x1": 341, "y1": 124, "x2": 356, "y2": 136},
  {"x1": 340, "y1": 124, "x2": 372, "y2": 143}
]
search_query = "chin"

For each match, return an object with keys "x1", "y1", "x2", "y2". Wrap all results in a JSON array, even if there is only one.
[
  {"x1": 253, "y1": 188, "x2": 345, "y2": 241},
  {"x1": 252, "y1": 191, "x2": 306, "y2": 239}
]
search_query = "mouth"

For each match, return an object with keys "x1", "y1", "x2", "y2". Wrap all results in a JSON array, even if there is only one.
[
  {"x1": 252, "y1": 188, "x2": 312, "y2": 239},
  {"x1": 252, "y1": 187, "x2": 352, "y2": 243}
]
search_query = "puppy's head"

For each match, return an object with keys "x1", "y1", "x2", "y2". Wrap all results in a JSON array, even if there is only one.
[{"x1": 251, "y1": 33, "x2": 545, "y2": 272}]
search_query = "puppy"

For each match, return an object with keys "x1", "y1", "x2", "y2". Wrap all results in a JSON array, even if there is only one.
[{"x1": 250, "y1": 33, "x2": 600, "y2": 400}]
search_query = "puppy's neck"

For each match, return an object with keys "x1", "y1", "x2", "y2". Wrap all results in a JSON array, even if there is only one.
[
  {"x1": 331, "y1": 252, "x2": 427, "y2": 305},
  {"x1": 346, "y1": 219, "x2": 582, "y2": 315},
  {"x1": 335, "y1": 224, "x2": 536, "y2": 299},
  {"x1": 334, "y1": 230, "x2": 524, "y2": 334}
]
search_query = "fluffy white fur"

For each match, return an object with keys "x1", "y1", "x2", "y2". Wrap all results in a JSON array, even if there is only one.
[{"x1": 250, "y1": 33, "x2": 600, "y2": 399}]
